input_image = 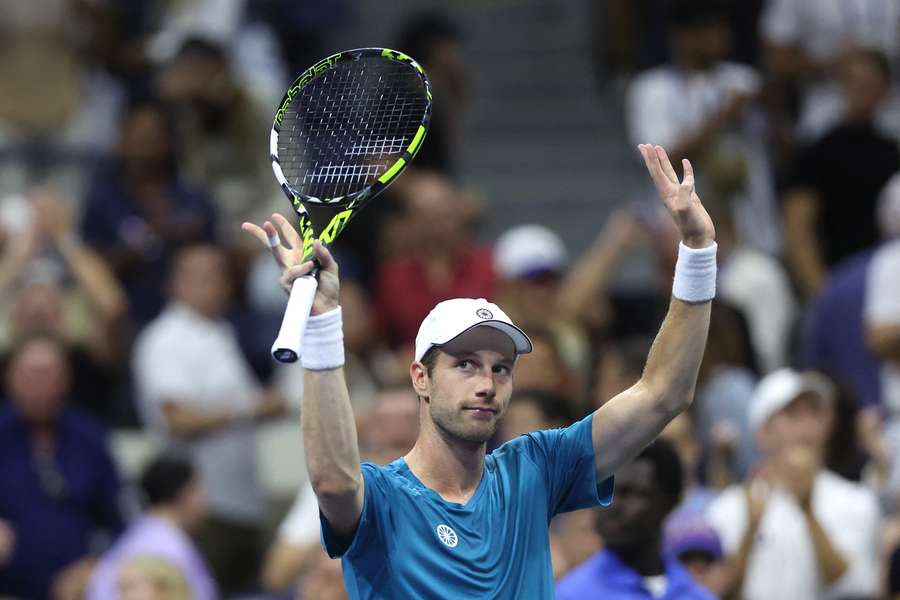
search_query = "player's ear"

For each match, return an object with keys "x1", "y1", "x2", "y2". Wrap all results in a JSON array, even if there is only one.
[{"x1": 410, "y1": 361, "x2": 429, "y2": 401}]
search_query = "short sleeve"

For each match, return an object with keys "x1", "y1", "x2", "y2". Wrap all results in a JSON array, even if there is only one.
[
  {"x1": 516, "y1": 414, "x2": 613, "y2": 517},
  {"x1": 320, "y1": 463, "x2": 390, "y2": 560},
  {"x1": 865, "y1": 242, "x2": 900, "y2": 324}
]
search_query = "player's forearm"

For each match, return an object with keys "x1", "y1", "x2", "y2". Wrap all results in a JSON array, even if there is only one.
[
  {"x1": 640, "y1": 297, "x2": 711, "y2": 415},
  {"x1": 302, "y1": 368, "x2": 362, "y2": 499}
]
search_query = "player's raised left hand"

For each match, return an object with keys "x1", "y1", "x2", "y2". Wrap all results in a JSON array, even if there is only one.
[{"x1": 638, "y1": 144, "x2": 716, "y2": 249}]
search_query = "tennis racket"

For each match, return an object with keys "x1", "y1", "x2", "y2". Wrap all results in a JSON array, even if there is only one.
[{"x1": 269, "y1": 48, "x2": 432, "y2": 363}]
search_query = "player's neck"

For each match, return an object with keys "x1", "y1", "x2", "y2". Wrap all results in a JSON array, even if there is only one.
[{"x1": 405, "y1": 425, "x2": 486, "y2": 504}]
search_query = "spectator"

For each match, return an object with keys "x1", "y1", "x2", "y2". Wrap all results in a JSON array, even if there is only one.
[
  {"x1": 556, "y1": 439, "x2": 714, "y2": 599},
  {"x1": 0, "y1": 333, "x2": 125, "y2": 599},
  {"x1": 394, "y1": 12, "x2": 468, "y2": 175},
  {"x1": 663, "y1": 514, "x2": 729, "y2": 597},
  {"x1": 262, "y1": 387, "x2": 419, "y2": 592},
  {"x1": 158, "y1": 37, "x2": 281, "y2": 247},
  {"x1": 116, "y1": 556, "x2": 191, "y2": 600},
  {"x1": 864, "y1": 178, "x2": 900, "y2": 506},
  {"x1": 626, "y1": 0, "x2": 779, "y2": 254},
  {"x1": 0, "y1": 187, "x2": 129, "y2": 423},
  {"x1": 495, "y1": 224, "x2": 591, "y2": 392},
  {"x1": 374, "y1": 170, "x2": 494, "y2": 350},
  {"x1": 133, "y1": 244, "x2": 285, "y2": 592},
  {"x1": 704, "y1": 184, "x2": 797, "y2": 373},
  {"x1": 87, "y1": 454, "x2": 216, "y2": 600},
  {"x1": 782, "y1": 48, "x2": 900, "y2": 300},
  {"x1": 802, "y1": 172, "x2": 900, "y2": 409},
  {"x1": 760, "y1": 0, "x2": 900, "y2": 141},
  {"x1": 659, "y1": 413, "x2": 718, "y2": 519},
  {"x1": 80, "y1": 99, "x2": 217, "y2": 325},
  {"x1": 707, "y1": 369, "x2": 880, "y2": 599},
  {"x1": 865, "y1": 204, "x2": 900, "y2": 417}
]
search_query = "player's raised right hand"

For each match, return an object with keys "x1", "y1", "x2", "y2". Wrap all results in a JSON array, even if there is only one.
[{"x1": 242, "y1": 213, "x2": 340, "y2": 315}]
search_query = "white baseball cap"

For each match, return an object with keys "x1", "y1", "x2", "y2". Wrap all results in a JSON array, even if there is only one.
[
  {"x1": 414, "y1": 298, "x2": 533, "y2": 362},
  {"x1": 748, "y1": 368, "x2": 836, "y2": 433},
  {"x1": 494, "y1": 225, "x2": 567, "y2": 280}
]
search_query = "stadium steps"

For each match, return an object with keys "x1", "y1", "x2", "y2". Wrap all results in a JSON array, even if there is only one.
[{"x1": 331, "y1": 0, "x2": 647, "y2": 256}]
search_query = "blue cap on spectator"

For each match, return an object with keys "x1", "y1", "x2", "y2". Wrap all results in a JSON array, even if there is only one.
[{"x1": 664, "y1": 514, "x2": 723, "y2": 560}]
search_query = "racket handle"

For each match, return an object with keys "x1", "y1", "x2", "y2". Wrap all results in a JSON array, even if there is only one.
[{"x1": 271, "y1": 275, "x2": 319, "y2": 363}]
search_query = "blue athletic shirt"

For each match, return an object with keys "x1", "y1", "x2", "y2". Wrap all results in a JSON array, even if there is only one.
[{"x1": 321, "y1": 413, "x2": 614, "y2": 599}]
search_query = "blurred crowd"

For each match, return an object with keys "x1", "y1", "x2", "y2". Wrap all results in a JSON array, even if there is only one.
[{"x1": 1, "y1": 0, "x2": 900, "y2": 599}]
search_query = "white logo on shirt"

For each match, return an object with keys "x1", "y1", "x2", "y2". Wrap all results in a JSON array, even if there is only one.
[{"x1": 436, "y1": 524, "x2": 458, "y2": 548}]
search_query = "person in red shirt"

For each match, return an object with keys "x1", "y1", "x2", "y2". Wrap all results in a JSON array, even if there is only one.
[{"x1": 375, "y1": 170, "x2": 494, "y2": 350}]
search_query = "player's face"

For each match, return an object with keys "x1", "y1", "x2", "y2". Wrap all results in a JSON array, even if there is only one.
[{"x1": 423, "y1": 327, "x2": 516, "y2": 444}]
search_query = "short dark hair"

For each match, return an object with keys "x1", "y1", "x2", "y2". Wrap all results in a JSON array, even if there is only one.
[
  {"x1": 140, "y1": 455, "x2": 195, "y2": 507},
  {"x1": 636, "y1": 438, "x2": 684, "y2": 500},
  {"x1": 394, "y1": 12, "x2": 462, "y2": 64}
]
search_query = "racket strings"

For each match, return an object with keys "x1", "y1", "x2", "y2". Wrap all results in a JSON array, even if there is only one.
[{"x1": 278, "y1": 57, "x2": 427, "y2": 201}]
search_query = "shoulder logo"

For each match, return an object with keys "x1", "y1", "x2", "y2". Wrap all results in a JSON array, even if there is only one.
[
  {"x1": 436, "y1": 524, "x2": 458, "y2": 548},
  {"x1": 476, "y1": 308, "x2": 493, "y2": 320}
]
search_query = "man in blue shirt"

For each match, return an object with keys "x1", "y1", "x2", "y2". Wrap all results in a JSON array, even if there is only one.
[
  {"x1": 0, "y1": 334, "x2": 125, "y2": 599},
  {"x1": 556, "y1": 440, "x2": 716, "y2": 599},
  {"x1": 244, "y1": 144, "x2": 717, "y2": 598}
]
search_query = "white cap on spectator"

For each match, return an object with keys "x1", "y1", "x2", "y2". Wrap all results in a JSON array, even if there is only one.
[
  {"x1": 494, "y1": 225, "x2": 567, "y2": 280},
  {"x1": 878, "y1": 172, "x2": 900, "y2": 239},
  {"x1": 414, "y1": 298, "x2": 533, "y2": 361},
  {"x1": 748, "y1": 368, "x2": 836, "y2": 433}
]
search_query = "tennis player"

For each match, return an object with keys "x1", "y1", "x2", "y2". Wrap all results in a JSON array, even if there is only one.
[{"x1": 243, "y1": 144, "x2": 716, "y2": 598}]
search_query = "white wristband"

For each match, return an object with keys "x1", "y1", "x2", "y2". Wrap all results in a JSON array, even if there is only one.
[
  {"x1": 672, "y1": 242, "x2": 717, "y2": 303},
  {"x1": 300, "y1": 307, "x2": 345, "y2": 370}
]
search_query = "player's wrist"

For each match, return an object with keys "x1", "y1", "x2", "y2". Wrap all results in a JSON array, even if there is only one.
[
  {"x1": 672, "y1": 242, "x2": 717, "y2": 303},
  {"x1": 301, "y1": 306, "x2": 345, "y2": 370}
]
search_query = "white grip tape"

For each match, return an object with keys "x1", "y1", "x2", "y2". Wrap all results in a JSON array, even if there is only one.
[
  {"x1": 271, "y1": 276, "x2": 318, "y2": 363},
  {"x1": 300, "y1": 307, "x2": 344, "y2": 371},
  {"x1": 672, "y1": 242, "x2": 717, "y2": 303}
]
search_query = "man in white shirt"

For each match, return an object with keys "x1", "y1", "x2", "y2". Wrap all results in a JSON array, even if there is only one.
[
  {"x1": 761, "y1": 0, "x2": 900, "y2": 140},
  {"x1": 706, "y1": 369, "x2": 880, "y2": 599},
  {"x1": 626, "y1": 0, "x2": 779, "y2": 254},
  {"x1": 133, "y1": 244, "x2": 285, "y2": 592}
]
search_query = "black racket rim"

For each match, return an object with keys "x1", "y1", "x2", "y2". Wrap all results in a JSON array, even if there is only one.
[
  {"x1": 268, "y1": 47, "x2": 432, "y2": 261},
  {"x1": 270, "y1": 47, "x2": 432, "y2": 208}
]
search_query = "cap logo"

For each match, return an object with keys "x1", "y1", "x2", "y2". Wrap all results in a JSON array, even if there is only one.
[{"x1": 476, "y1": 308, "x2": 493, "y2": 319}]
